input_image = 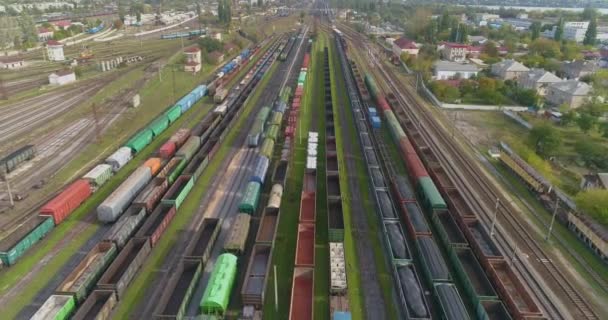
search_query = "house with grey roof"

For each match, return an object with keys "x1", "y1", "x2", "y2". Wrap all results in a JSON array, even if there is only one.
[
  {"x1": 433, "y1": 61, "x2": 480, "y2": 80},
  {"x1": 546, "y1": 80, "x2": 591, "y2": 109},
  {"x1": 561, "y1": 60, "x2": 599, "y2": 79},
  {"x1": 581, "y1": 173, "x2": 608, "y2": 190},
  {"x1": 491, "y1": 59, "x2": 530, "y2": 80},
  {"x1": 517, "y1": 69, "x2": 562, "y2": 96}
]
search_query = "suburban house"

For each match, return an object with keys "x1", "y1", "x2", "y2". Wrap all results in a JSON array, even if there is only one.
[
  {"x1": 561, "y1": 60, "x2": 599, "y2": 79},
  {"x1": 433, "y1": 60, "x2": 480, "y2": 80},
  {"x1": 38, "y1": 27, "x2": 54, "y2": 41},
  {"x1": 183, "y1": 46, "x2": 202, "y2": 73},
  {"x1": 581, "y1": 173, "x2": 608, "y2": 190},
  {"x1": 46, "y1": 40, "x2": 65, "y2": 61},
  {"x1": 392, "y1": 37, "x2": 419, "y2": 57},
  {"x1": 440, "y1": 42, "x2": 469, "y2": 62},
  {"x1": 49, "y1": 69, "x2": 76, "y2": 86},
  {"x1": 517, "y1": 69, "x2": 562, "y2": 96},
  {"x1": 546, "y1": 80, "x2": 591, "y2": 109},
  {"x1": 491, "y1": 59, "x2": 529, "y2": 80},
  {"x1": 0, "y1": 56, "x2": 25, "y2": 69}
]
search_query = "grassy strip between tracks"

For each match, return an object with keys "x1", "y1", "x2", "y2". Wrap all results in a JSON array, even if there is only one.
[
  {"x1": 0, "y1": 40, "x2": 274, "y2": 316},
  {"x1": 327, "y1": 32, "x2": 398, "y2": 320},
  {"x1": 262, "y1": 37, "x2": 315, "y2": 319},
  {"x1": 112, "y1": 58, "x2": 280, "y2": 319},
  {"x1": 313, "y1": 33, "x2": 330, "y2": 320}
]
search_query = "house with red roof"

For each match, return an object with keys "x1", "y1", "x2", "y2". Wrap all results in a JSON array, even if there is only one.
[
  {"x1": 184, "y1": 46, "x2": 201, "y2": 73},
  {"x1": 52, "y1": 20, "x2": 72, "y2": 29},
  {"x1": 38, "y1": 27, "x2": 54, "y2": 41},
  {"x1": 46, "y1": 40, "x2": 65, "y2": 61},
  {"x1": 392, "y1": 37, "x2": 419, "y2": 57}
]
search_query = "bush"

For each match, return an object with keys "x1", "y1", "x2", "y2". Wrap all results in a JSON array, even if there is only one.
[{"x1": 575, "y1": 190, "x2": 608, "y2": 226}]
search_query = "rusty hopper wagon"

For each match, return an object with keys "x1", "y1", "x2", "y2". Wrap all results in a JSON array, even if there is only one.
[
  {"x1": 71, "y1": 290, "x2": 117, "y2": 320},
  {"x1": 183, "y1": 218, "x2": 221, "y2": 264},
  {"x1": 154, "y1": 259, "x2": 202, "y2": 320}
]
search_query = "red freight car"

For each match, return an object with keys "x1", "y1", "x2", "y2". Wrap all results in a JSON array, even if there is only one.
[
  {"x1": 159, "y1": 141, "x2": 177, "y2": 159},
  {"x1": 40, "y1": 179, "x2": 92, "y2": 224},
  {"x1": 299, "y1": 192, "x2": 316, "y2": 223},
  {"x1": 289, "y1": 267, "x2": 314, "y2": 320},
  {"x1": 168, "y1": 128, "x2": 191, "y2": 148},
  {"x1": 295, "y1": 223, "x2": 315, "y2": 267},
  {"x1": 135, "y1": 205, "x2": 176, "y2": 247},
  {"x1": 488, "y1": 260, "x2": 542, "y2": 319},
  {"x1": 377, "y1": 96, "x2": 391, "y2": 113},
  {"x1": 399, "y1": 138, "x2": 429, "y2": 180}
]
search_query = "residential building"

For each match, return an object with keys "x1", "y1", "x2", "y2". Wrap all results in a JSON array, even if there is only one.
[
  {"x1": 392, "y1": 37, "x2": 419, "y2": 57},
  {"x1": 561, "y1": 60, "x2": 599, "y2": 79},
  {"x1": 38, "y1": 27, "x2": 54, "y2": 41},
  {"x1": 433, "y1": 60, "x2": 480, "y2": 80},
  {"x1": 546, "y1": 80, "x2": 591, "y2": 109},
  {"x1": 184, "y1": 46, "x2": 201, "y2": 73},
  {"x1": 543, "y1": 21, "x2": 590, "y2": 42},
  {"x1": 468, "y1": 35, "x2": 488, "y2": 44},
  {"x1": 500, "y1": 19, "x2": 533, "y2": 31},
  {"x1": 208, "y1": 51, "x2": 225, "y2": 64},
  {"x1": 52, "y1": 20, "x2": 72, "y2": 29},
  {"x1": 48, "y1": 70, "x2": 76, "y2": 85},
  {"x1": 581, "y1": 173, "x2": 608, "y2": 190},
  {"x1": 441, "y1": 43, "x2": 468, "y2": 62},
  {"x1": 491, "y1": 59, "x2": 530, "y2": 80},
  {"x1": 0, "y1": 56, "x2": 25, "y2": 69},
  {"x1": 475, "y1": 13, "x2": 500, "y2": 23},
  {"x1": 46, "y1": 40, "x2": 65, "y2": 61},
  {"x1": 223, "y1": 43, "x2": 237, "y2": 54},
  {"x1": 516, "y1": 13, "x2": 529, "y2": 20},
  {"x1": 517, "y1": 69, "x2": 562, "y2": 96},
  {"x1": 467, "y1": 46, "x2": 482, "y2": 58}
]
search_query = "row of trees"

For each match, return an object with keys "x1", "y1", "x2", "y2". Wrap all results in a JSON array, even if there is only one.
[
  {"x1": 217, "y1": 0, "x2": 232, "y2": 26},
  {"x1": 429, "y1": 76, "x2": 539, "y2": 106}
]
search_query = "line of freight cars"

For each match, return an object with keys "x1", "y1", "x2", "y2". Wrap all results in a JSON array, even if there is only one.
[
  {"x1": 335, "y1": 34, "x2": 433, "y2": 320},
  {"x1": 28, "y1": 37, "x2": 284, "y2": 320},
  {"x1": 279, "y1": 35, "x2": 296, "y2": 61},
  {"x1": 86, "y1": 22, "x2": 104, "y2": 34},
  {"x1": 320, "y1": 46, "x2": 350, "y2": 319},
  {"x1": 160, "y1": 29, "x2": 206, "y2": 40},
  {"x1": 385, "y1": 90, "x2": 544, "y2": 320},
  {"x1": 361, "y1": 62, "x2": 543, "y2": 319},
  {"x1": 289, "y1": 45, "x2": 317, "y2": 320},
  {"x1": 0, "y1": 45, "x2": 260, "y2": 267},
  {"x1": 0, "y1": 144, "x2": 36, "y2": 174}
]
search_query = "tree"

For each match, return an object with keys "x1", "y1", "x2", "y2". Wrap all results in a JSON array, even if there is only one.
[
  {"x1": 17, "y1": 12, "x2": 37, "y2": 48},
  {"x1": 561, "y1": 41, "x2": 582, "y2": 60},
  {"x1": 198, "y1": 37, "x2": 223, "y2": 53},
  {"x1": 484, "y1": 42, "x2": 499, "y2": 57},
  {"x1": 584, "y1": 17, "x2": 597, "y2": 46},
  {"x1": 515, "y1": 88, "x2": 539, "y2": 106},
  {"x1": 560, "y1": 111, "x2": 576, "y2": 126},
  {"x1": 136, "y1": 11, "x2": 141, "y2": 23},
  {"x1": 529, "y1": 38, "x2": 561, "y2": 58},
  {"x1": 118, "y1": 1, "x2": 126, "y2": 22},
  {"x1": 528, "y1": 123, "x2": 561, "y2": 157},
  {"x1": 554, "y1": 18, "x2": 564, "y2": 41},
  {"x1": 576, "y1": 190, "x2": 608, "y2": 226},
  {"x1": 530, "y1": 21, "x2": 541, "y2": 40},
  {"x1": 575, "y1": 140, "x2": 608, "y2": 170},
  {"x1": 582, "y1": 7, "x2": 597, "y2": 21},
  {"x1": 439, "y1": 11, "x2": 451, "y2": 32},
  {"x1": 576, "y1": 113, "x2": 597, "y2": 133},
  {"x1": 600, "y1": 122, "x2": 608, "y2": 138},
  {"x1": 257, "y1": 0, "x2": 263, "y2": 7}
]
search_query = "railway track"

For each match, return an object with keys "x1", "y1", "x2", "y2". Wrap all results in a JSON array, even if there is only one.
[{"x1": 336, "y1": 24, "x2": 601, "y2": 320}]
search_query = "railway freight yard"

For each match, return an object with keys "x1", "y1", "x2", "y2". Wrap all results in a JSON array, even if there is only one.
[{"x1": 0, "y1": 1, "x2": 607, "y2": 320}]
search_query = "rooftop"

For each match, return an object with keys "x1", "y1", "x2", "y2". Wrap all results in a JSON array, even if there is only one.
[
  {"x1": 492, "y1": 59, "x2": 529, "y2": 73},
  {"x1": 0, "y1": 55, "x2": 24, "y2": 63},
  {"x1": 549, "y1": 80, "x2": 591, "y2": 96},
  {"x1": 520, "y1": 68, "x2": 561, "y2": 84},
  {"x1": 393, "y1": 37, "x2": 417, "y2": 50},
  {"x1": 184, "y1": 46, "x2": 201, "y2": 53},
  {"x1": 38, "y1": 27, "x2": 53, "y2": 34},
  {"x1": 51, "y1": 69, "x2": 74, "y2": 77},
  {"x1": 434, "y1": 60, "x2": 480, "y2": 73},
  {"x1": 46, "y1": 40, "x2": 63, "y2": 46}
]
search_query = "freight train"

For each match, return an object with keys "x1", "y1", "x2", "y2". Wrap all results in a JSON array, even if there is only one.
[
  {"x1": 160, "y1": 29, "x2": 206, "y2": 40},
  {"x1": 25, "y1": 37, "x2": 284, "y2": 319},
  {"x1": 86, "y1": 22, "x2": 105, "y2": 34},
  {"x1": 0, "y1": 45, "x2": 261, "y2": 268},
  {"x1": 0, "y1": 144, "x2": 36, "y2": 174}
]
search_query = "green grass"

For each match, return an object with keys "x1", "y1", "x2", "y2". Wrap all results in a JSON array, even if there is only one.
[
  {"x1": 112, "y1": 52, "x2": 281, "y2": 319},
  {"x1": 326, "y1": 31, "x2": 398, "y2": 320}
]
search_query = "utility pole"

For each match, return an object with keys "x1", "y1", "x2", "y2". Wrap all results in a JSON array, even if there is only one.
[
  {"x1": 3, "y1": 172, "x2": 14, "y2": 207},
  {"x1": 0, "y1": 76, "x2": 8, "y2": 100},
  {"x1": 490, "y1": 197, "x2": 500, "y2": 236},
  {"x1": 159, "y1": 63, "x2": 163, "y2": 82},
  {"x1": 274, "y1": 264, "x2": 278, "y2": 314},
  {"x1": 546, "y1": 198, "x2": 559, "y2": 241},
  {"x1": 452, "y1": 111, "x2": 458, "y2": 139},
  {"x1": 171, "y1": 65, "x2": 176, "y2": 103}
]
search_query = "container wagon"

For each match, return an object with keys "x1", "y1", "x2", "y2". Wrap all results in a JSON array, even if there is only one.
[
  {"x1": 40, "y1": 179, "x2": 92, "y2": 225},
  {"x1": 184, "y1": 218, "x2": 221, "y2": 263},
  {"x1": 97, "y1": 166, "x2": 152, "y2": 222},
  {"x1": 106, "y1": 147, "x2": 132, "y2": 172},
  {"x1": 200, "y1": 253, "x2": 238, "y2": 315},
  {"x1": 83, "y1": 164, "x2": 113, "y2": 189},
  {"x1": 71, "y1": 290, "x2": 117, "y2": 320},
  {"x1": 125, "y1": 128, "x2": 154, "y2": 154},
  {"x1": 238, "y1": 181, "x2": 261, "y2": 214},
  {"x1": 251, "y1": 155, "x2": 270, "y2": 184},
  {"x1": 214, "y1": 87, "x2": 228, "y2": 103},
  {"x1": 0, "y1": 144, "x2": 35, "y2": 173},
  {"x1": 224, "y1": 213, "x2": 251, "y2": 254},
  {"x1": 56, "y1": 242, "x2": 117, "y2": 302}
]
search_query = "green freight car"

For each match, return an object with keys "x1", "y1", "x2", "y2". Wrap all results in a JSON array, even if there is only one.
[
  {"x1": 161, "y1": 175, "x2": 194, "y2": 209},
  {"x1": 260, "y1": 138, "x2": 275, "y2": 158},
  {"x1": 0, "y1": 216, "x2": 54, "y2": 265},
  {"x1": 417, "y1": 177, "x2": 447, "y2": 211},
  {"x1": 168, "y1": 157, "x2": 188, "y2": 184},
  {"x1": 265, "y1": 125, "x2": 280, "y2": 141},
  {"x1": 125, "y1": 128, "x2": 154, "y2": 154},
  {"x1": 364, "y1": 73, "x2": 380, "y2": 100},
  {"x1": 238, "y1": 181, "x2": 261, "y2": 214},
  {"x1": 1, "y1": 144, "x2": 36, "y2": 173},
  {"x1": 165, "y1": 105, "x2": 182, "y2": 123},
  {"x1": 148, "y1": 115, "x2": 170, "y2": 137},
  {"x1": 200, "y1": 253, "x2": 238, "y2": 315},
  {"x1": 30, "y1": 294, "x2": 76, "y2": 320},
  {"x1": 270, "y1": 111, "x2": 283, "y2": 126},
  {"x1": 258, "y1": 106, "x2": 272, "y2": 123},
  {"x1": 385, "y1": 111, "x2": 406, "y2": 140},
  {"x1": 280, "y1": 87, "x2": 292, "y2": 103}
]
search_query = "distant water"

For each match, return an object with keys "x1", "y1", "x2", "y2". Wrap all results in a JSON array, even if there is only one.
[{"x1": 461, "y1": 5, "x2": 608, "y2": 14}]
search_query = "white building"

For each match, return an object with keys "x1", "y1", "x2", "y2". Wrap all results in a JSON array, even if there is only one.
[
  {"x1": 0, "y1": 56, "x2": 25, "y2": 69},
  {"x1": 38, "y1": 28, "x2": 54, "y2": 42},
  {"x1": 184, "y1": 46, "x2": 202, "y2": 73},
  {"x1": 46, "y1": 40, "x2": 65, "y2": 61},
  {"x1": 433, "y1": 61, "x2": 480, "y2": 80},
  {"x1": 392, "y1": 37, "x2": 419, "y2": 57},
  {"x1": 440, "y1": 43, "x2": 469, "y2": 62},
  {"x1": 49, "y1": 70, "x2": 76, "y2": 86},
  {"x1": 542, "y1": 21, "x2": 590, "y2": 43}
]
